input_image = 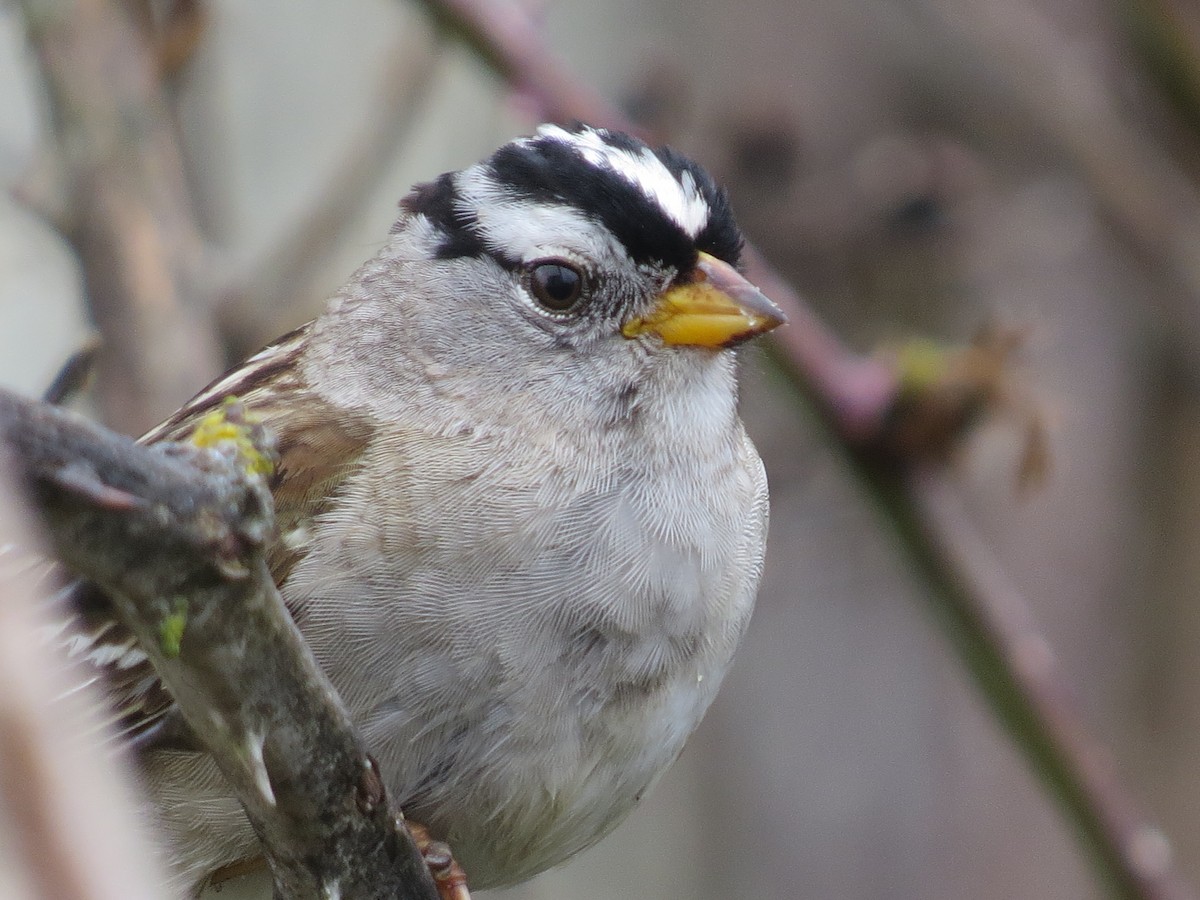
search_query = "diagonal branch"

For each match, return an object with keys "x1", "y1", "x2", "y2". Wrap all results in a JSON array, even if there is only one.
[
  {"x1": 899, "y1": 465, "x2": 1189, "y2": 900},
  {"x1": 0, "y1": 389, "x2": 440, "y2": 900},
  {"x1": 419, "y1": 0, "x2": 619, "y2": 127},
  {"x1": 0, "y1": 460, "x2": 169, "y2": 900}
]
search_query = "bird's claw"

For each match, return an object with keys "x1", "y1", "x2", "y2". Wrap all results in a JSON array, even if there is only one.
[{"x1": 407, "y1": 821, "x2": 471, "y2": 900}]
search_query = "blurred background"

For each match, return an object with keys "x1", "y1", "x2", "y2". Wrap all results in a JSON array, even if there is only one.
[{"x1": 3, "y1": 0, "x2": 1200, "y2": 897}]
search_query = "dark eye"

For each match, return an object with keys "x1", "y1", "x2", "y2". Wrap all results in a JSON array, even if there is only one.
[{"x1": 528, "y1": 260, "x2": 585, "y2": 313}]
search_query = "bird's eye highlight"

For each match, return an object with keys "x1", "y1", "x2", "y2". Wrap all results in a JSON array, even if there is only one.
[{"x1": 528, "y1": 261, "x2": 585, "y2": 313}]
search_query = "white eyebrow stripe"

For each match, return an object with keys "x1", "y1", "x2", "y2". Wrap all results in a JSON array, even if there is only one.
[
  {"x1": 532, "y1": 125, "x2": 712, "y2": 238},
  {"x1": 456, "y1": 166, "x2": 626, "y2": 263}
]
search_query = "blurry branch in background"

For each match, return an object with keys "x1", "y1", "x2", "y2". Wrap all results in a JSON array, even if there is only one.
[
  {"x1": 0, "y1": 457, "x2": 166, "y2": 900},
  {"x1": 24, "y1": 0, "x2": 454, "y2": 368},
  {"x1": 16, "y1": 0, "x2": 223, "y2": 434},
  {"x1": 407, "y1": 1, "x2": 1200, "y2": 899},
  {"x1": 1125, "y1": 0, "x2": 1200, "y2": 128},
  {"x1": 0, "y1": 390, "x2": 442, "y2": 900},
  {"x1": 420, "y1": 0, "x2": 622, "y2": 129},
  {"x1": 218, "y1": 25, "x2": 446, "y2": 358},
  {"x1": 911, "y1": 0, "x2": 1200, "y2": 360},
  {"x1": 124, "y1": 0, "x2": 210, "y2": 76}
]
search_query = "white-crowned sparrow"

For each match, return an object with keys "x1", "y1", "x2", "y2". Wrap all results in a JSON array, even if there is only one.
[{"x1": 67, "y1": 123, "x2": 785, "y2": 893}]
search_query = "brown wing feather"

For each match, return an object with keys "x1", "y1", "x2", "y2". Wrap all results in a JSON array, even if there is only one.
[{"x1": 58, "y1": 323, "x2": 375, "y2": 748}]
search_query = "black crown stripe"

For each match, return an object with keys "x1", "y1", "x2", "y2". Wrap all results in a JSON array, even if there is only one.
[
  {"x1": 397, "y1": 129, "x2": 743, "y2": 273},
  {"x1": 398, "y1": 172, "x2": 489, "y2": 261}
]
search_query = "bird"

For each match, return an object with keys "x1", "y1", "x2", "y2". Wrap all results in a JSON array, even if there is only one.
[{"x1": 62, "y1": 123, "x2": 786, "y2": 895}]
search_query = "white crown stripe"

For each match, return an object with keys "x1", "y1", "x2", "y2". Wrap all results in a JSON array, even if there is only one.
[
  {"x1": 533, "y1": 125, "x2": 712, "y2": 238},
  {"x1": 457, "y1": 167, "x2": 628, "y2": 264}
]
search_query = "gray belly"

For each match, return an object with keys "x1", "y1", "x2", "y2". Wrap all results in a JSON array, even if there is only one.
[
  {"x1": 280, "y1": 436, "x2": 764, "y2": 887},
  {"x1": 149, "y1": 425, "x2": 766, "y2": 893}
]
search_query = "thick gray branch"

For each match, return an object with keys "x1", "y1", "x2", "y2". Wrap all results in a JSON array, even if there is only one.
[
  {"x1": 0, "y1": 388, "x2": 439, "y2": 900},
  {"x1": 0, "y1": 458, "x2": 167, "y2": 900}
]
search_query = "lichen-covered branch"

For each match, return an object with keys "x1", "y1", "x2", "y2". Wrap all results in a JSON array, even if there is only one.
[
  {"x1": 0, "y1": 457, "x2": 167, "y2": 900},
  {"x1": 0, "y1": 389, "x2": 439, "y2": 900}
]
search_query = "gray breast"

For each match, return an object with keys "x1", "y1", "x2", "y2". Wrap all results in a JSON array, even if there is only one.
[{"x1": 280, "y1": 418, "x2": 767, "y2": 887}]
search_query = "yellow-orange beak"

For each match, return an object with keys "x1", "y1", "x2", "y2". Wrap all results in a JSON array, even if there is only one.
[{"x1": 621, "y1": 252, "x2": 787, "y2": 348}]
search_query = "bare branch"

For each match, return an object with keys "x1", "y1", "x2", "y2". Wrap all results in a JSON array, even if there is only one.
[
  {"x1": 900, "y1": 465, "x2": 1193, "y2": 900},
  {"x1": 416, "y1": 0, "x2": 621, "y2": 128},
  {"x1": 0, "y1": 457, "x2": 168, "y2": 900},
  {"x1": 0, "y1": 389, "x2": 440, "y2": 900},
  {"x1": 912, "y1": 0, "x2": 1200, "y2": 359},
  {"x1": 17, "y1": 0, "x2": 222, "y2": 432}
]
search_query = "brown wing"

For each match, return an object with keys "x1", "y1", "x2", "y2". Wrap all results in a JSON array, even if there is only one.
[{"x1": 60, "y1": 323, "x2": 375, "y2": 748}]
